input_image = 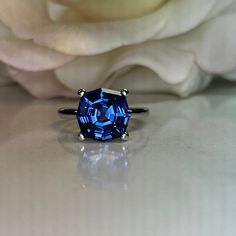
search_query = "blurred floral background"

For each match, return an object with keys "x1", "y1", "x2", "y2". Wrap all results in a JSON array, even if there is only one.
[{"x1": 0, "y1": 0, "x2": 236, "y2": 98}]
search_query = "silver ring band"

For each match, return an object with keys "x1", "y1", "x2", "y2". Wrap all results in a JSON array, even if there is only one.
[{"x1": 58, "y1": 107, "x2": 149, "y2": 119}]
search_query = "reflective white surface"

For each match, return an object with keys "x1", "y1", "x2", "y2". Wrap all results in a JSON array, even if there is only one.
[{"x1": 0, "y1": 83, "x2": 236, "y2": 236}]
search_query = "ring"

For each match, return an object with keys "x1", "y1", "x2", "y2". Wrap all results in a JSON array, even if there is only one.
[{"x1": 58, "y1": 88, "x2": 149, "y2": 141}]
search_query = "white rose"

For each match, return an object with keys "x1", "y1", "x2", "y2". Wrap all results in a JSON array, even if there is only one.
[{"x1": 0, "y1": 0, "x2": 236, "y2": 98}]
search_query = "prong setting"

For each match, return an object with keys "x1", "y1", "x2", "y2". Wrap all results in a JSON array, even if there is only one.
[
  {"x1": 121, "y1": 89, "x2": 129, "y2": 97},
  {"x1": 77, "y1": 89, "x2": 86, "y2": 98},
  {"x1": 121, "y1": 132, "x2": 129, "y2": 141},
  {"x1": 78, "y1": 132, "x2": 86, "y2": 141}
]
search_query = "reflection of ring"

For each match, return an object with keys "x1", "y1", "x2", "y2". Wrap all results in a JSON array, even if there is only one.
[
  {"x1": 79, "y1": 143, "x2": 129, "y2": 188},
  {"x1": 58, "y1": 88, "x2": 149, "y2": 141}
]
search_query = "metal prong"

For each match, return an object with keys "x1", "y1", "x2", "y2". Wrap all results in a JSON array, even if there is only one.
[
  {"x1": 77, "y1": 89, "x2": 86, "y2": 97},
  {"x1": 121, "y1": 89, "x2": 129, "y2": 97},
  {"x1": 121, "y1": 132, "x2": 129, "y2": 141},
  {"x1": 78, "y1": 133, "x2": 86, "y2": 141}
]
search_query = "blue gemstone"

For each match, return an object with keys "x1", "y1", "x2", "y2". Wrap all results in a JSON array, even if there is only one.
[{"x1": 77, "y1": 88, "x2": 130, "y2": 141}]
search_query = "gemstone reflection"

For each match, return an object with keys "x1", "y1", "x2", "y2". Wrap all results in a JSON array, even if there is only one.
[{"x1": 79, "y1": 143, "x2": 129, "y2": 188}]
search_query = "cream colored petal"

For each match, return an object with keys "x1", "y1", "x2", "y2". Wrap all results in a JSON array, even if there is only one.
[
  {"x1": 154, "y1": 0, "x2": 235, "y2": 39},
  {"x1": 223, "y1": 70, "x2": 236, "y2": 81},
  {"x1": 111, "y1": 66, "x2": 212, "y2": 97},
  {"x1": 47, "y1": 0, "x2": 69, "y2": 22},
  {"x1": 0, "y1": 20, "x2": 74, "y2": 71},
  {"x1": 55, "y1": 41, "x2": 195, "y2": 93},
  {"x1": 55, "y1": 53, "x2": 110, "y2": 90},
  {"x1": 65, "y1": 0, "x2": 167, "y2": 21},
  {"x1": 207, "y1": 0, "x2": 236, "y2": 17},
  {"x1": 168, "y1": 12, "x2": 236, "y2": 74},
  {"x1": 33, "y1": 5, "x2": 170, "y2": 55},
  {"x1": 8, "y1": 68, "x2": 74, "y2": 99},
  {"x1": 0, "y1": 0, "x2": 50, "y2": 39},
  {"x1": 34, "y1": 0, "x2": 234, "y2": 56},
  {"x1": 0, "y1": 38, "x2": 74, "y2": 71},
  {"x1": 0, "y1": 22, "x2": 14, "y2": 85},
  {"x1": 0, "y1": 62, "x2": 13, "y2": 86},
  {"x1": 106, "y1": 42, "x2": 195, "y2": 84},
  {"x1": 0, "y1": 21, "x2": 13, "y2": 39}
]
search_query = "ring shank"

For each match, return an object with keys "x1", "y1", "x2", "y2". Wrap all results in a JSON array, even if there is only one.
[
  {"x1": 58, "y1": 108, "x2": 78, "y2": 116},
  {"x1": 58, "y1": 108, "x2": 149, "y2": 119},
  {"x1": 128, "y1": 108, "x2": 149, "y2": 114}
]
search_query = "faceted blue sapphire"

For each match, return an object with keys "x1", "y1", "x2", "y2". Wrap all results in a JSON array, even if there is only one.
[{"x1": 77, "y1": 88, "x2": 130, "y2": 141}]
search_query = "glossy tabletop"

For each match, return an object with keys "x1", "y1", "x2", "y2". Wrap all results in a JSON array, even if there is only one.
[{"x1": 0, "y1": 83, "x2": 236, "y2": 236}]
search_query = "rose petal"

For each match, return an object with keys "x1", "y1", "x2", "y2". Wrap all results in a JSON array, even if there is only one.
[
  {"x1": 66, "y1": 0, "x2": 167, "y2": 21},
  {"x1": 107, "y1": 42, "x2": 195, "y2": 84},
  {"x1": 154, "y1": 0, "x2": 235, "y2": 39},
  {"x1": 0, "y1": 20, "x2": 75, "y2": 71},
  {"x1": 33, "y1": 5, "x2": 170, "y2": 55},
  {"x1": 0, "y1": 38, "x2": 74, "y2": 71},
  {"x1": 223, "y1": 69, "x2": 236, "y2": 81},
  {"x1": 8, "y1": 67, "x2": 74, "y2": 99},
  {"x1": 47, "y1": 0, "x2": 69, "y2": 22},
  {"x1": 168, "y1": 12, "x2": 236, "y2": 74},
  {"x1": 0, "y1": 0, "x2": 50, "y2": 39},
  {"x1": 33, "y1": 0, "x2": 234, "y2": 56},
  {"x1": 55, "y1": 53, "x2": 110, "y2": 89},
  {"x1": 0, "y1": 21, "x2": 13, "y2": 38},
  {"x1": 0, "y1": 62, "x2": 13, "y2": 86},
  {"x1": 111, "y1": 66, "x2": 212, "y2": 97},
  {"x1": 55, "y1": 41, "x2": 204, "y2": 96}
]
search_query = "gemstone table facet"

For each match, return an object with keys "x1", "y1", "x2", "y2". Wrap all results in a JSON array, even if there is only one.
[{"x1": 77, "y1": 88, "x2": 130, "y2": 141}]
